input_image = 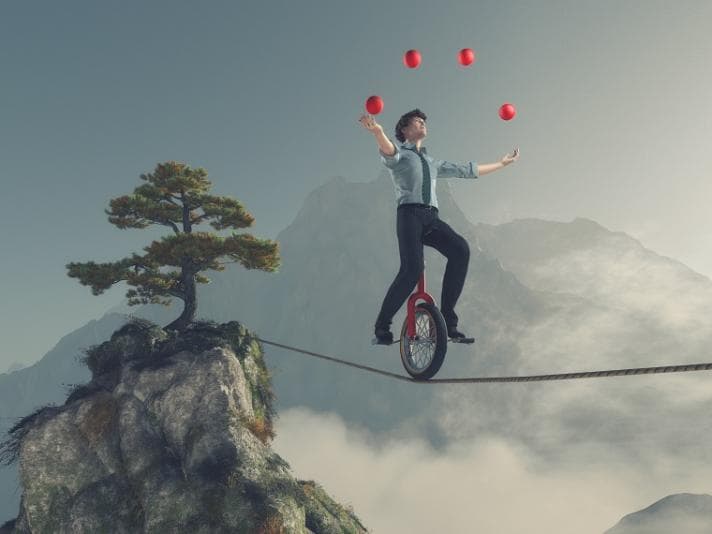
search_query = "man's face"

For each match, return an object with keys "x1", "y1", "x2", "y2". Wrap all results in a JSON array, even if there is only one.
[{"x1": 402, "y1": 116, "x2": 427, "y2": 142}]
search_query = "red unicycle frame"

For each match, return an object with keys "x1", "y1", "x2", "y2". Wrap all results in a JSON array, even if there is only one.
[
  {"x1": 405, "y1": 270, "x2": 435, "y2": 338},
  {"x1": 399, "y1": 262, "x2": 449, "y2": 380}
]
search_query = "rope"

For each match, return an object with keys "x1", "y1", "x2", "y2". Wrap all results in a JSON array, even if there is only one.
[
  {"x1": 3, "y1": 339, "x2": 710, "y2": 423},
  {"x1": 258, "y1": 338, "x2": 413, "y2": 382},
  {"x1": 256, "y1": 338, "x2": 712, "y2": 384}
]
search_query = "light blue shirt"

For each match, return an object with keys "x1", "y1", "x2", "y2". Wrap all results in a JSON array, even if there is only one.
[{"x1": 380, "y1": 140, "x2": 478, "y2": 209}]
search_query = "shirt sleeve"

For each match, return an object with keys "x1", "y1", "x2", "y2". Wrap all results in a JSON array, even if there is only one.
[
  {"x1": 379, "y1": 144, "x2": 403, "y2": 169},
  {"x1": 435, "y1": 159, "x2": 479, "y2": 179}
]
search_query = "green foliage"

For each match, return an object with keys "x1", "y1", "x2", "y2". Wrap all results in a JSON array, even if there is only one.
[{"x1": 66, "y1": 161, "x2": 280, "y2": 329}]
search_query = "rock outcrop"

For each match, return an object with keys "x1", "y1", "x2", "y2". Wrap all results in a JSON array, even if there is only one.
[{"x1": 0, "y1": 319, "x2": 367, "y2": 533}]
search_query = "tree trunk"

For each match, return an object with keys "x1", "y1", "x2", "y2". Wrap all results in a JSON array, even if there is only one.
[{"x1": 165, "y1": 267, "x2": 197, "y2": 332}]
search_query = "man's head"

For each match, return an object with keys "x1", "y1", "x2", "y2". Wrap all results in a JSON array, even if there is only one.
[{"x1": 395, "y1": 109, "x2": 427, "y2": 143}]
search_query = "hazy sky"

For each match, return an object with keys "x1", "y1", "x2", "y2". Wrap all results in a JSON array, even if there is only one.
[{"x1": 2, "y1": 0, "x2": 711, "y2": 367}]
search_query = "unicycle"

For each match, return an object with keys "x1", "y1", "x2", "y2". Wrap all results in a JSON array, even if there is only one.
[{"x1": 399, "y1": 263, "x2": 448, "y2": 380}]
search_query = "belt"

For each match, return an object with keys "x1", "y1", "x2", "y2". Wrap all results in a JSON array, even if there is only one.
[{"x1": 398, "y1": 203, "x2": 438, "y2": 212}]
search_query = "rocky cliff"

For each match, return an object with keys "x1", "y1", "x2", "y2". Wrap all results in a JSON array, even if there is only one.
[{"x1": 0, "y1": 319, "x2": 367, "y2": 533}]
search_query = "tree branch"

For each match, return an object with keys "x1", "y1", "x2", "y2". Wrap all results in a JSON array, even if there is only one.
[
  {"x1": 163, "y1": 194, "x2": 180, "y2": 207},
  {"x1": 165, "y1": 220, "x2": 180, "y2": 234}
]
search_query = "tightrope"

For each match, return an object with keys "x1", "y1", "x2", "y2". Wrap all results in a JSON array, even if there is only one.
[{"x1": 256, "y1": 338, "x2": 712, "y2": 384}]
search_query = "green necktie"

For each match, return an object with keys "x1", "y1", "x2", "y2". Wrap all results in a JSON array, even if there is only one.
[{"x1": 406, "y1": 147, "x2": 431, "y2": 205}]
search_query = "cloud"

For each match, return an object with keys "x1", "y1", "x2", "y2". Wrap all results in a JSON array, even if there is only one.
[
  {"x1": 429, "y1": 251, "x2": 712, "y2": 466},
  {"x1": 495, "y1": 224, "x2": 712, "y2": 342},
  {"x1": 273, "y1": 408, "x2": 712, "y2": 534}
]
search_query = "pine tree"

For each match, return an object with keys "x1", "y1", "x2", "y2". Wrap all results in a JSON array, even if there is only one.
[{"x1": 67, "y1": 161, "x2": 280, "y2": 332}]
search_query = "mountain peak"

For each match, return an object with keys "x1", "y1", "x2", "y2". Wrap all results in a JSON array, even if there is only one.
[{"x1": 606, "y1": 493, "x2": 712, "y2": 534}]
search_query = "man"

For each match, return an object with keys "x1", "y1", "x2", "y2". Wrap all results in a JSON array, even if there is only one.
[{"x1": 359, "y1": 108, "x2": 519, "y2": 345}]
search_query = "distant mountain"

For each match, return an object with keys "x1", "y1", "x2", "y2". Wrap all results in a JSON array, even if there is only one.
[
  {"x1": 606, "y1": 493, "x2": 712, "y2": 534},
  {"x1": 475, "y1": 217, "x2": 712, "y2": 337},
  {"x1": 1, "y1": 363, "x2": 25, "y2": 375},
  {"x1": 0, "y1": 314, "x2": 128, "y2": 422}
]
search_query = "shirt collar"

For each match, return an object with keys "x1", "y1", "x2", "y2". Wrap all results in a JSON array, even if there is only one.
[{"x1": 401, "y1": 140, "x2": 427, "y2": 154}]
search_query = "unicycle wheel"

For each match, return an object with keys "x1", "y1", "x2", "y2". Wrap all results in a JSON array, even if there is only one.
[{"x1": 400, "y1": 302, "x2": 448, "y2": 380}]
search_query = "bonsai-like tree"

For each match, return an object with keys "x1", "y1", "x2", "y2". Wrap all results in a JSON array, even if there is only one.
[{"x1": 67, "y1": 161, "x2": 280, "y2": 332}]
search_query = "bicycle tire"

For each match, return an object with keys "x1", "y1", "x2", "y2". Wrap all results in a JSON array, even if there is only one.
[{"x1": 400, "y1": 302, "x2": 448, "y2": 380}]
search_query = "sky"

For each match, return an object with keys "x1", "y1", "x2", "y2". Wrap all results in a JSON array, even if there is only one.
[
  {"x1": 1, "y1": 0, "x2": 711, "y2": 369},
  {"x1": 2, "y1": 3, "x2": 712, "y2": 530}
]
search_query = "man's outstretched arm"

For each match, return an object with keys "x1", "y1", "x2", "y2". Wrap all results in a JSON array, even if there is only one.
[
  {"x1": 478, "y1": 148, "x2": 520, "y2": 176},
  {"x1": 359, "y1": 114, "x2": 396, "y2": 157}
]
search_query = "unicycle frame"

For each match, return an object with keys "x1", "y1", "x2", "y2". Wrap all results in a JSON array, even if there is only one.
[
  {"x1": 406, "y1": 268, "x2": 436, "y2": 339},
  {"x1": 400, "y1": 261, "x2": 448, "y2": 380}
]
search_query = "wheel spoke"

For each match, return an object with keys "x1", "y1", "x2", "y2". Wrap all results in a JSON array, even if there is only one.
[
  {"x1": 401, "y1": 304, "x2": 446, "y2": 380},
  {"x1": 407, "y1": 310, "x2": 435, "y2": 370}
]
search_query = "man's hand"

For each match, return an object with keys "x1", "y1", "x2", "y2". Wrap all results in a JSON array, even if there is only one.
[
  {"x1": 478, "y1": 148, "x2": 520, "y2": 176},
  {"x1": 501, "y1": 147, "x2": 519, "y2": 166},
  {"x1": 359, "y1": 114, "x2": 384, "y2": 136},
  {"x1": 359, "y1": 114, "x2": 396, "y2": 157}
]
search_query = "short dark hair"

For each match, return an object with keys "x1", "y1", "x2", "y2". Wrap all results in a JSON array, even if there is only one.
[{"x1": 395, "y1": 109, "x2": 427, "y2": 143}]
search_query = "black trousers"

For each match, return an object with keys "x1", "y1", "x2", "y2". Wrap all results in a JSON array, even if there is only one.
[{"x1": 375, "y1": 203, "x2": 470, "y2": 330}]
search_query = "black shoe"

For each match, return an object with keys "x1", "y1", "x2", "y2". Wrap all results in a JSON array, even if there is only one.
[
  {"x1": 372, "y1": 326, "x2": 394, "y2": 345},
  {"x1": 447, "y1": 326, "x2": 475, "y2": 344}
]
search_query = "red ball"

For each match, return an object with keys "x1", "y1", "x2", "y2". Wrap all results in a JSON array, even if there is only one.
[
  {"x1": 499, "y1": 103, "x2": 516, "y2": 121},
  {"x1": 403, "y1": 49, "x2": 421, "y2": 69},
  {"x1": 458, "y1": 48, "x2": 476, "y2": 66},
  {"x1": 365, "y1": 95, "x2": 384, "y2": 115}
]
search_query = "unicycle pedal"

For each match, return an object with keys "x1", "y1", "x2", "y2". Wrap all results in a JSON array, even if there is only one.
[
  {"x1": 447, "y1": 328, "x2": 475, "y2": 344},
  {"x1": 449, "y1": 336, "x2": 475, "y2": 344},
  {"x1": 372, "y1": 337, "x2": 399, "y2": 346}
]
